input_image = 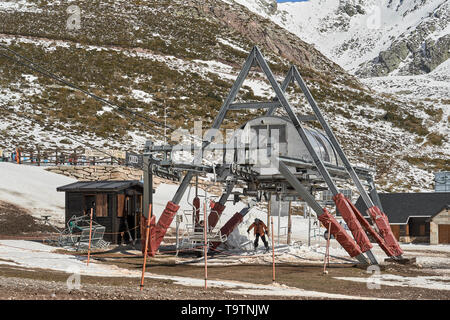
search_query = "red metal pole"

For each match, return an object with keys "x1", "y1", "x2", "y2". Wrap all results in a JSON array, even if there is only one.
[
  {"x1": 323, "y1": 221, "x2": 331, "y2": 274},
  {"x1": 87, "y1": 208, "x2": 93, "y2": 266},
  {"x1": 271, "y1": 217, "x2": 275, "y2": 283},
  {"x1": 204, "y1": 200, "x2": 208, "y2": 290},
  {"x1": 140, "y1": 204, "x2": 152, "y2": 291}
]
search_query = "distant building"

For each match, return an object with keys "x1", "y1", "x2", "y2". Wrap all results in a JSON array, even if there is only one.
[
  {"x1": 435, "y1": 172, "x2": 450, "y2": 192},
  {"x1": 355, "y1": 193, "x2": 449, "y2": 244}
]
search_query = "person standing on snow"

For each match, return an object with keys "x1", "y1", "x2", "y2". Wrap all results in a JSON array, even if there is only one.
[{"x1": 247, "y1": 218, "x2": 269, "y2": 252}]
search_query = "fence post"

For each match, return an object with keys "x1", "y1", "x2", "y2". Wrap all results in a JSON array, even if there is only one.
[
  {"x1": 287, "y1": 201, "x2": 292, "y2": 245},
  {"x1": 16, "y1": 148, "x2": 21, "y2": 164},
  {"x1": 323, "y1": 221, "x2": 332, "y2": 275},
  {"x1": 204, "y1": 199, "x2": 208, "y2": 290},
  {"x1": 87, "y1": 208, "x2": 94, "y2": 266},
  {"x1": 140, "y1": 204, "x2": 153, "y2": 291},
  {"x1": 271, "y1": 216, "x2": 275, "y2": 283}
]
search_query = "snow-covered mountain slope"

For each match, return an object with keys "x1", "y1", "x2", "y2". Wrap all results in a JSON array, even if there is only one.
[
  {"x1": 0, "y1": 0, "x2": 448, "y2": 194},
  {"x1": 0, "y1": 163, "x2": 76, "y2": 223},
  {"x1": 234, "y1": 0, "x2": 449, "y2": 77}
]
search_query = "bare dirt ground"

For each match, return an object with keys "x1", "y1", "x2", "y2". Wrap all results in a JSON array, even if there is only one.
[
  {"x1": 0, "y1": 200, "x2": 449, "y2": 300},
  {"x1": 0, "y1": 247, "x2": 448, "y2": 300},
  {"x1": 0, "y1": 201, "x2": 55, "y2": 238},
  {"x1": 91, "y1": 251, "x2": 450, "y2": 300},
  {"x1": 0, "y1": 265, "x2": 271, "y2": 300}
]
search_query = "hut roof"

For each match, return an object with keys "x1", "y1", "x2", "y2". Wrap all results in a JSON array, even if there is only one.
[
  {"x1": 355, "y1": 193, "x2": 450, "y2": 224},
  {"x1": 57, "y1": 180, "x2": 143, "y2": 193}
]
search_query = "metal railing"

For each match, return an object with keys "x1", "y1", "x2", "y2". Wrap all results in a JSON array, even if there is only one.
[{"x1": 0, "y1": 149, "x2": 123, "y2": 167}]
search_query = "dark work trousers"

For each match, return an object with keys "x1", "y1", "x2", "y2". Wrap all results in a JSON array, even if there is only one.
[{"x1": 254, "y1": 234, "x2": 269, "y2": 249}]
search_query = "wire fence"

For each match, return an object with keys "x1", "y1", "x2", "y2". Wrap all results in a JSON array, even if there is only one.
[{"x1": 0, "y1": 148, "x2": 124, "y2": 166}]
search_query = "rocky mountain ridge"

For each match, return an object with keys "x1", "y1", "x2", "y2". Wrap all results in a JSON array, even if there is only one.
[{"x1": 235, "y1": 0, "x2": 449, "y2": 77}]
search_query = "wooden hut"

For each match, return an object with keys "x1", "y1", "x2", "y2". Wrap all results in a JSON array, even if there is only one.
[{"x1": 57, "y1": 181, "x2": 144, "y2": 244}]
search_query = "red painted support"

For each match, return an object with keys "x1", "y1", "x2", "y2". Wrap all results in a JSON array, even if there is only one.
[
  {"x1": 344, "y1": 198, "x2": 396, "y2": 257},
  {"x1": 210, "y1": 211, "x2": 243, "y2": 250},
  {"x1": 367, "y1": 206, "x2": 403, "y2": 257},
  {"x1": 193, "y1": 196, "x2": 200, "y2": 225},
  {"x1": 207, "y1": 201, "x2": 226, "y2": 230},
  {"x1": 153, "y1": 201, "x2": 180, "y2": 252},
  {"x1": 333, "y1": 193, "x2": 373, "y2": 253},
  {"x1": 318, "y1": 209, "x2": 363, "y2": 258}
]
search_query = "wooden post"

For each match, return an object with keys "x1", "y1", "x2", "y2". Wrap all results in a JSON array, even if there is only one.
[
  {"x1": 271, "y1": 216, "x2": 275, "y2": 283},
  {"x1": 277, "y1": 195, "x2": 281, "y2": 245},
  {"x1": 140, "y1": 204, "x2": 152, "y2": 291},
  {"x1": 287, "y1": 201, "x2": 292, "y2": 245},
  {"x1": 16, "y1": 148, "x2": 21, "y2": 164},
  {"x1": 87, "y1": 208, "x2": 94, "y2": 266},
  {"x1": 204, "y1": 199, "x2": 208, "y2": 290},
  {"x1": 323, "y1": 221, "x2": 332, "y2": 275}
]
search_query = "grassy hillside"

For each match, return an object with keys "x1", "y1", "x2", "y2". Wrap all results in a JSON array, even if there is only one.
[{"x1": 0, "y1": 0, "x2": 448, "y2": 192}]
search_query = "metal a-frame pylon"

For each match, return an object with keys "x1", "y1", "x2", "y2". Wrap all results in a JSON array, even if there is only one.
[
  {"x1": 273, "y1": 65, "x2": 404, "y2": 260},
  {"x1": 150, "y1": 46, "x2": 403, "y2": 264}
]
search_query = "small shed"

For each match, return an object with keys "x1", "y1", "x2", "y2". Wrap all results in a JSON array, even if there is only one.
[
  {"x1": 355, "y1": 193, "x2": 450, "y2": 244},
  {"x1": 57, "y1": 180, "x2": 144, "y2": 244}
]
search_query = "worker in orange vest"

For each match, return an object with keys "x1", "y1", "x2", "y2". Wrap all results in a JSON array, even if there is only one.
[{"x1": 247, "y1": 218, "x2": 269, "y2": 252}]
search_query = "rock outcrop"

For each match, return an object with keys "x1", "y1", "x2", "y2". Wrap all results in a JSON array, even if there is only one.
[
  {"x1": 188, "y1": 0, "x2": 349, "y2": 78},
  {"x1": 357, "y1": 0, "x2": 449, "y2": 77}
]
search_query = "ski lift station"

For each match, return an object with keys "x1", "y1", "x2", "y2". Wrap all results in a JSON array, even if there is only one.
[
  {"x1": 18, "y1": 43, "x2": 411, "y2": 266},
  {"x1": 137, "y1": 46, "x2": 409, "y2": 266}
]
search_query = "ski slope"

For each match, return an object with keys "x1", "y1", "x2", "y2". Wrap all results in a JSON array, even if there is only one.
[{"x1": 0, "y1": 162, "x2": 76, "y2": 223}]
